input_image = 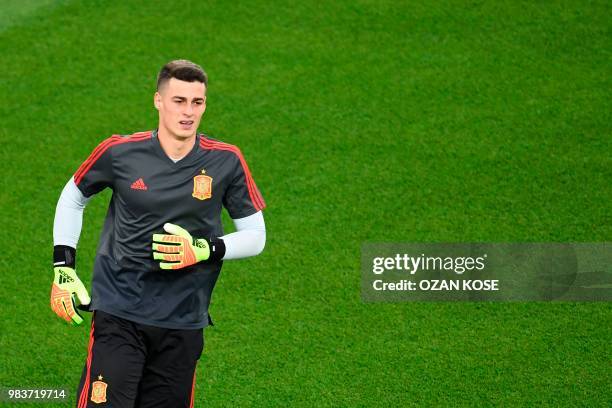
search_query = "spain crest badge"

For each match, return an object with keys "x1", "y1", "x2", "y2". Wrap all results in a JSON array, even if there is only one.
[
  {"x1": 90, "y1": 375, "x2": 107, "y2": 404},
  {"x1": 192, "y1": 170, "x2": 213, "y2": 201}
]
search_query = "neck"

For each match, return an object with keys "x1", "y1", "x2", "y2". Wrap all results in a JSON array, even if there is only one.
[{"x1": 157, "y1": 126, "x2": 196, "y2": 160}]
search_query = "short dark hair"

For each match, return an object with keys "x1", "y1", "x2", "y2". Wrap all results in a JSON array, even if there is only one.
[{"x1": 156, "y1": 59, "x2": 208, "y2": 91}]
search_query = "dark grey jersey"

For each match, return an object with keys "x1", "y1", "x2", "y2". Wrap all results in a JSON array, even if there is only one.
[{"x1": 74, "y1": 130, "x2": 266, "y2": 329}]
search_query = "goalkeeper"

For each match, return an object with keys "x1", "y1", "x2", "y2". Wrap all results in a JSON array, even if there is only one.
[{"x1": 51, "y1": 60, "x2": 266, "y2": 408}]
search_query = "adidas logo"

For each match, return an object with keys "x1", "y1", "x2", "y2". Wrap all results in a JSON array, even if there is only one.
[
  {"x1": 131, "y1": 178, "x2": 148, "y2": 190},
  {"x1": 59, "y1": 270, "x2": 74, "y2": 284}
]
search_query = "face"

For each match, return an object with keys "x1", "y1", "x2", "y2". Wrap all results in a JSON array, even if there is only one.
[{"x1": 154, "y1": 78, "x2": 207, "y2": 139}]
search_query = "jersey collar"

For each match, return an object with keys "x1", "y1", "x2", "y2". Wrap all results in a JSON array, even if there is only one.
[{"x1": 151, "y1": 129, "x2": 201, "y2": 166}]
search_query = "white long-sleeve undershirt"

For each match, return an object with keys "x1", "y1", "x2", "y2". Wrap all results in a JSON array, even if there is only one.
[
  {"x1": 53, "y1": 178, "x2": 266, "y2": 260},
  {"x1": 53, "y1": 177, "x2": 92, "y2": 247}
]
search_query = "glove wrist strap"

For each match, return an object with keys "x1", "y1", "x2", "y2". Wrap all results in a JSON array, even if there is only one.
[
  {"x1": 53, "y1": 245, "x2": 76, "y2": 268},
  {"x1": 207, "y1": 237, "x2": 226, "y2": 262}
]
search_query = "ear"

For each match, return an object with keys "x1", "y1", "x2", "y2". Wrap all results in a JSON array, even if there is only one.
[{"x1": 154, "y1": 92, "x2": 162, "y2": 110}]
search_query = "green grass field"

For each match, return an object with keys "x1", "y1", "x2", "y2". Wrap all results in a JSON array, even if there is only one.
[{"x1": 0, "y1": 0, "x2": 610, "y2": 406}]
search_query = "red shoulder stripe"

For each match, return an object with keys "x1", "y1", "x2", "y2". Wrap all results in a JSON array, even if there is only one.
[
  {"x1": 200, "y1": 139, "x2": 265, "y2": 210},
  {"x1": 74, "y1": 131, "x2": 152, "y2": 185},
  {"x1": 74, "y1": 133, "x2": 150, "y2": 185},
  {"x1": 74, "y1": 135, "x2": 121, "y2": 183},
  {"x1": 199, "y1": 138, "x2": 266, "y2": 211},
  {"x1": 200, "y1": 139, "x2": 264, "y2": 210}
]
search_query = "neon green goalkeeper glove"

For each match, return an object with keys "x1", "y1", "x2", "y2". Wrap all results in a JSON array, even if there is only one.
[
  {"x1": 152, "y1": 223, "x2": 211, "y2": 270},
  {"x1": 50, "y1": 267, "x2": 91, "y2": 325}
]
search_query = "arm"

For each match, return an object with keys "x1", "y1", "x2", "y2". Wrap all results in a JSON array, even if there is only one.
[
  {"x1": 53, "y1": 177, "x2": 91, "y2": 249},
  {"x1": 152, "y1": 211, "x2": 266, "y2": 269},
  {"x1": 51, "y1": 178, "x2": 92, "y2": 325},
  {"x1": 51, "y1": 138, "x2": 114, "y2": 325},
  {"x1": 218, "y1": 146, "x2": 266, "y2": 259},
  {"x1": 221, "y1": 211, "x2": 266, "y2": 260}
]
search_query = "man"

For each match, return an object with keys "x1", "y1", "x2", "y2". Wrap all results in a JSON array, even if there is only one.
[{"x1": 51, "y1": 60, "x2": 266, "y2": 407}]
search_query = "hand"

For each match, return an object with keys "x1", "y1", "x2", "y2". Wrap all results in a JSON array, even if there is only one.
[
  {"x1": 153, "y1": 223, "x2": 210, "y2": 270},
  {"x1": 50, "y1": 267, "x2": 91, "y2": 325}
]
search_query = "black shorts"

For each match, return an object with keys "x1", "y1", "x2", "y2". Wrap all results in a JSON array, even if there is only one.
[{"x1": 76, "y1": 311, "x2": 204, "y2": 408}]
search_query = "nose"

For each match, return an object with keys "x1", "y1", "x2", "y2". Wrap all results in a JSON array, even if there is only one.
[{"x1": 184, "y1": 103, "x2": 194, "y2": 116}]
